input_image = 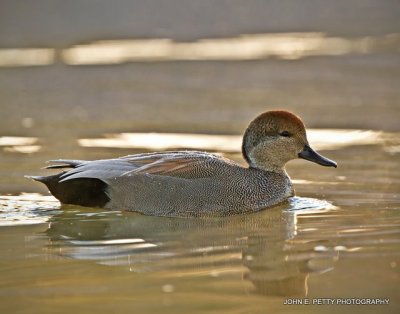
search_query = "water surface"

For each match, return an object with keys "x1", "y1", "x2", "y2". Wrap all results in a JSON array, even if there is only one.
[{"x1": 0, "y1": 129, "x2": 399, "y2": 314}]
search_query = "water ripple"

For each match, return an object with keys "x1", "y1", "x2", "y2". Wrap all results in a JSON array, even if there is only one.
[{"x1": 0, "y1": 193, "x2": 60, "y2": 226}]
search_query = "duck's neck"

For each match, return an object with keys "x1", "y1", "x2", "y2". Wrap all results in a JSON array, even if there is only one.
[
  {"x1": 245, "y1": 150, "x2": 287, "y2": 174},
  {"x1": 249, "y1": 162, "x2": 286, "y2": 174}
]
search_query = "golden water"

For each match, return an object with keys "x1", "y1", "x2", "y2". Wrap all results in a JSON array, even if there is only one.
[{"x1": 0, "y1": 130, "x2": 399, "y2": 314}]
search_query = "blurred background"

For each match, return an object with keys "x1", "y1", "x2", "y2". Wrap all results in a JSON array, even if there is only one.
[
  {"x1": 1, "y1": 3, "x2": 400, "y2": 313},
  {"x1": 0, "y1": 0, "x2": 399, "y2": 193}
]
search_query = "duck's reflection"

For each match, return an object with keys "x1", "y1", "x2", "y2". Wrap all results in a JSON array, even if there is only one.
[{"x1": 45, "y1": 199, "x2": 337, "y2": 297}]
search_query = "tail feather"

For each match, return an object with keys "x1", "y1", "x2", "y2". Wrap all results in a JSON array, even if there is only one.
[
  {"x1": 25, "y1": 175, "x2": 53, "y2": 183},
  {"x1": 26, "y1": 171, "x2": 109, "y2": 208},
  {"x1": 45, "y1": 159, "x2": 86, "y2": 169},
  {"x1": 45, "y1": 164, "x2": 73, "y2": 169}
]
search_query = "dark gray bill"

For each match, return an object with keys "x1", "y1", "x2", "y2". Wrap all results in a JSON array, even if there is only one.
[{"x1": 298, "y1": 145, "x2": 337, "y2": 168}]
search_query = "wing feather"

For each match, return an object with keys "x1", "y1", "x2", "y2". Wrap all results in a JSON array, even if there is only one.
[{"x1": 48, "y1": 151, "x2": 238, "y2": 183}]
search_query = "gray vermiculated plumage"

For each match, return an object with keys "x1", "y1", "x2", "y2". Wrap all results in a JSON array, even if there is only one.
[{"x1": 34, "y1": 151, "x2": 293, "y2": 217}]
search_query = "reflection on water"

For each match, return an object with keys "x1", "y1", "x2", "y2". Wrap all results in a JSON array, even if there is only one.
[
  {"x1": 0, "y1": 32, "x2": 398, "y2": 67},
  {"x1": 10, "y1": 192, "x2": 394, "y2": 303},
  {"x1": 1, "y1": 129, "x2": 395, "y2": 156},
  {"x1": 0, "y1": 129, "x2": 393, "y2": 156},
  {"x1": 60, "y1": 33, "x2": 400, "y2": 63},
  {"x1": 0, "y1": 194, "x2": 59, "y2": 226},
  {"x1": 1, "y1": 129, "x2": 394, "y2": 156},
  {"x1": 78, "y1": 129, "x2": 388, "y2": 152},
  {"x1": 0, "y1": 136, "x2": 38, "y2": 146},
  {"x1": 79, "y1": 133, "x2": 241, "y2": 152},
  {"x1": 0, "y1": 48, "x2": 55, "y2": 67},
  {"x1": 0, "y1": 136, "x2": 41, "y2": 154},
  {"x1": 41, "y1": 197, "x2": 336, "y2": 297}
]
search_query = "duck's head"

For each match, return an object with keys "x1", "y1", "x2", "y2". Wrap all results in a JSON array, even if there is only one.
[{"x1": 242, "y1": 110, "x2": 337, "y2": 172}]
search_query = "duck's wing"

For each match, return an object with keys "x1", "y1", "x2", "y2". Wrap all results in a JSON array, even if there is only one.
[
  {"x1": 29, "y1": 151, "x2": 242, "y2": 210},
  {"x1": 120, "y1": 151, "x2": 238, "y2": 178},
  {"x1": 52, "y1": 151, "x2": 238, "y2": 183}
]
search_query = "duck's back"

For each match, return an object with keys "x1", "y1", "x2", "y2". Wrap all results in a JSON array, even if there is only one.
[{"x1": 31, "y1": 151, "x2": 292, "y2": 217}]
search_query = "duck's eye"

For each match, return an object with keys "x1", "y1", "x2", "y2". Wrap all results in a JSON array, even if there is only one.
[{"x1": 279, "y1": 131, "x2": 291, "y2": 137}]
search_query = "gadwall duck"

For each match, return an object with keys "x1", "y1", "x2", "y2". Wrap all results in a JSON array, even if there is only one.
[{"x1": 29, "y1": 110, "x2": 336, "y2": 217}]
